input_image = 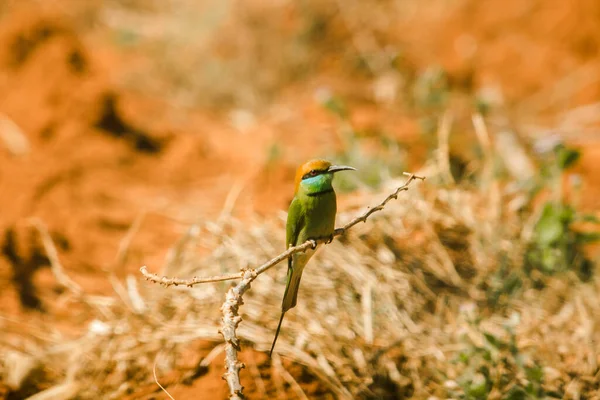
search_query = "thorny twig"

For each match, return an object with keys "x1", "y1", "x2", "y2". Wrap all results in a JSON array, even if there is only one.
[
  {"x1": 141, "y1": 172, "x2": 424, "y2": 399},
  {"x1": 138, "y1": 268, "x2": 243, "y2": 286}
]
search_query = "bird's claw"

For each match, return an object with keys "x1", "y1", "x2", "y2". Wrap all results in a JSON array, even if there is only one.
[
  {"x1": 308, "y1": 239, "x2": 317, "y2": 249},
  {"x1": 325, "y1": 234, "x2": 334, "y2": 244}
]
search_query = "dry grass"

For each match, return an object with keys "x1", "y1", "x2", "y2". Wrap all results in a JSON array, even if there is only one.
[{"x1": 1, "y1": 128, "x2": 598, "y2": 399}]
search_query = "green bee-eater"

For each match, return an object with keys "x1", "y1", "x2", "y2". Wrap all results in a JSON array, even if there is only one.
[{"x1": 269, "y1": 159, "x2": 356, "y2": 356}]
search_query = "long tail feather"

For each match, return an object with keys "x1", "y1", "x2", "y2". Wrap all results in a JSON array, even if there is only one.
[
  {"x1": 271, "y1": 257, "x2": 306, "y2": 356},
  {"x1": 269, "y1": 311, "x2": 286, "y2": 357},
  {"x1": 282, "y1": 268, "x2": 304, "y2": 312}
]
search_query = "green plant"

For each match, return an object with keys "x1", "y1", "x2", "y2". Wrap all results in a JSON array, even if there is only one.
[
  {"x1": 483, "y1": 254, "x2": 523, "y2": 308},
  {"x1": 526, "y1": 203, "x2": 593, "y2": 278},
  {"x1": 525, "y1": 144, "x2": 598, "y2": 280},
  {"x1": 450, "y1": 314, "x2": 548, "y2": 399}
]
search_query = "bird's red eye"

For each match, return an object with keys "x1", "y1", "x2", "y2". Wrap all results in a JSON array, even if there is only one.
[{"x1": 302, "y1": 169, "x2": 321, "y2": 180}]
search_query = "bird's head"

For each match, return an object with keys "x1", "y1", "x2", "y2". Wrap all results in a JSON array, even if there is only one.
[{"x1": 294, "y1": 159, "x2": 356, "y2": 195}]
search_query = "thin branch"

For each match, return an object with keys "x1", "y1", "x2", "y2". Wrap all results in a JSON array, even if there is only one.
[
  {"x1": 114, "y1": 211, "x2": 146, "y2": 271},
  {"x1": 336, "y1": 172, "x2": 425, "y2": 233},
  {"x1": 246, "y1": 349, "x2": 267, "y2": 399},
  {"x1": 153, "y1": 353, "x2": 175, "y2": 400},
  {"x1": 0, "y1": 113, "x2": 30, "y2": 156},
  {"x1": 140, "y1": 172, "x2": 425, "y2": 399},
  {"x1": 273, "y1": 353, "x2": 309, "y2": 400},
  {"x1": 29, "y1": 218, "x2": 83, "y2": 296},
  {"x1": 437, "y1": 111, "x2": 454, "y2": 184},
  {"x1": 140, "y1": 267, "x2": 242, "y2": 286}
]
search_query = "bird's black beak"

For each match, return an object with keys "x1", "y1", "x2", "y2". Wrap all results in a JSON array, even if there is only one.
[{"x1": 327, "y1": 165, "x2": 356, "y2": 173}]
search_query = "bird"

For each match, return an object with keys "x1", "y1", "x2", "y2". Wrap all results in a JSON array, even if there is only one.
[{"x1": 269, "y1": 159, "x2": 356, "y2": 357}]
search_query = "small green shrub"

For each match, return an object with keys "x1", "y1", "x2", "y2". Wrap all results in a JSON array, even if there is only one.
[
  {"x1": 525, "y1": 144, "x2": 598, "y2": 281},
  {"x1": 450, "y1": 314, "x2": 548, "y2": 399}
]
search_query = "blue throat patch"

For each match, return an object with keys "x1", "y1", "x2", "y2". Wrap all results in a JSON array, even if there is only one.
[{"x1": 301, "y1": 173, "x2": 334, "y2": 196}]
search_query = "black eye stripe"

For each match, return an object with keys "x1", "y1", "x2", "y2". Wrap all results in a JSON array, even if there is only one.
[{"x1": 302, "y1": 169, "x2": 326, "y2": 180}]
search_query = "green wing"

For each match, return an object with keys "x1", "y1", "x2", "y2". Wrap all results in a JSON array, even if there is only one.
[
  {"x1": 270, "y1": 197, "x2": 306, "y2": 356},
  {"x1": 282, "y1": 196, "x2": 305, "y2": 312},
  {"x1": 286, "y1": 196, "x2": 304, "y2": 248},
  {"x1": 285, "y1": 196, "x2": 304, "y2": 290}
]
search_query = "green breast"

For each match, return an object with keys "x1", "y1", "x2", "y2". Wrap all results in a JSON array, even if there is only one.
[{"x1": 297, "y1": 190, "x2": 337, "y2": 243}]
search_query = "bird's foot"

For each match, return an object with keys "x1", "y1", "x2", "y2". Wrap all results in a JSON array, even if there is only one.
[{"x1": 325, "y1": 233, "x2": 334, "y2": 244}]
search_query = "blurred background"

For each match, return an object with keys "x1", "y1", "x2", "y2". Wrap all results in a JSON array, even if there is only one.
[{"x1": 1, "y1": 0, "x2": 599, "y2": 399}]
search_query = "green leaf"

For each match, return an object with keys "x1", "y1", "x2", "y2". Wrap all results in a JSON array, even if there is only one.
[
  {"x1": 323, "y1": 96, "x2": 348, "y2": 118},
  {"x1": 466, "y1": 373, "x2": 489, "y2": 398},
  {"x1": 483, "y1": 332, "x2": 504, "y2": 349},
  {"x1": 575, "y1": 232, "x2": 600, "y2": 244},
  {"x1": 540, "y1": 247, "x2": 561, "y2": 273},
  {"x1": 578, "y1": 214, "x2": 600, "y2": 224},
  {"x1": 502, "y1": 274, "x2": 522, "y2": 297},
  {"x1": 525, "y1": 365, "x2": 544, "y2": 383},
  {"x1": 474, "y1": 97, "x2": 491, "y2": 116},
  {"x1": 556, "y1": 145, "x2": 581, "y2": 170},
  {"x1": 535, "y1": 204, "x2": 564, "y2": 245},
  {"x1": 559, "y1": 206, "x2": 575, "y2": 224},
  {"x1": 505, "y1": 385, "x2": 527, "y2": 400}
]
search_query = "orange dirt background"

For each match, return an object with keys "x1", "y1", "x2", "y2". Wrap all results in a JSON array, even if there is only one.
[{"x1": 1, "y1": 1, "x2": 600, "y2": 399}]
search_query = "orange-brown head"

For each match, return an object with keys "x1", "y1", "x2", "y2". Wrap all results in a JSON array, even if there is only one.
[{"x1": 293, "y1": 159, "x2": 355, "y2": 195}]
